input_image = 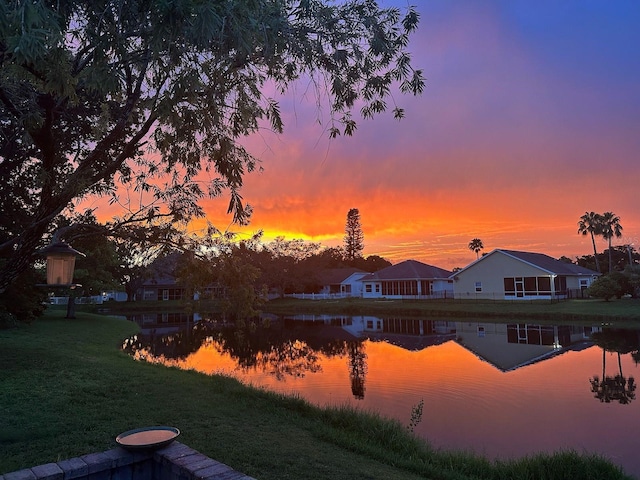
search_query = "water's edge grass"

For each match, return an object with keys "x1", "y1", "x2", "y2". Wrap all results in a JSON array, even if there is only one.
[
  {"x1": 261, "y1": 297, "x2": 640, "y2": 327},
  {"x1": 0, "y1": 310, "x2": 633, "y2": 479}
]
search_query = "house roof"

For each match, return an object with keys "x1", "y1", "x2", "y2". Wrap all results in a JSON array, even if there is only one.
[
  {"x1": 317, "y1": 268, "x2": 367, "y2": 285},
  {"x1": 362, "y1": 259, "x2": 452, "y2": 281},
  {"x1": 142, "y1": 274, "x2": 178, "y2": 287},
  {"x1": 500, "y1": 250, "x2": 599, "y2": 275},
  {"x1": 454, "y1": 249, "x2": 600, "y2": 277},
  {"x1": 455, "y1": 339, "x2": 593, "y2": 372},
  {"x1": 367, "y1": 334, "x2": 456, "y2": 352}
]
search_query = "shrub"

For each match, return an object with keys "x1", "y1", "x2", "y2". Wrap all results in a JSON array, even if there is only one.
[{"x1": 586, "y1": 276, "x2": 620, "y2": 301}]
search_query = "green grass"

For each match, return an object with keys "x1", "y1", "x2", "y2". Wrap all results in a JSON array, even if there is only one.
[
  {"x1": 263, "y1": 297, "x2": 640, "y2": 327},
  {"x1": 0, "y1": 311, "x2": 633, "y2": 479}
]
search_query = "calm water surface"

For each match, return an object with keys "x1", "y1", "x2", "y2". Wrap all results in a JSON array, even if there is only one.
[{"x1": 122, "y1": 314, "x2": 640, "y2": 477}]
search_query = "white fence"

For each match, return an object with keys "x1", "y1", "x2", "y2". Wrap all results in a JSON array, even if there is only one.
[
  {"x1": 284, "y1": 293, "x2": 353, "y2": 300},
  {"x1": 50, "y1": 291, "x2": 128, "y2": 305}
]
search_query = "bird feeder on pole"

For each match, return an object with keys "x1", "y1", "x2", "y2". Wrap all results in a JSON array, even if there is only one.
[
  {"x1": 41, "y1": 242, "x2": 85, "y2": 286},
  {"x1": 39, "y1": 241, "x2": 85, "y2": 319}
]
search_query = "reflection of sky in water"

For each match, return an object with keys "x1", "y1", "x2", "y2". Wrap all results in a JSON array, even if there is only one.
[{"x1": 126, "y1": 323, "x2": 640, "y2": 478}]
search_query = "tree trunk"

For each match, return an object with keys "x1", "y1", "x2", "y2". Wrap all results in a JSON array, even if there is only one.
[
  {"x1": 65, "y1": 288, "x2": 77, "y2": 319},
  {"x1": 608, "y1": 238, "x2": 613, "y2": 273},
  {"x1": 591, "y1": 232, "x2": 601, "y2": 273}
]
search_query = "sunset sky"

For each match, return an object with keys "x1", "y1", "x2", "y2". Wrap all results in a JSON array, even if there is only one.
[{"x1": 118, "y1": 1, "x2": 640, "y2": 270}]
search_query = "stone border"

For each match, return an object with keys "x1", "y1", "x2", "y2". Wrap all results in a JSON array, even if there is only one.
[{"x1": 1, "y1": 442, "x2": 255, "y2": 480}]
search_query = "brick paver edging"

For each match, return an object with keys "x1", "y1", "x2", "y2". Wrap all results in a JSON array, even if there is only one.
[{"x1": 0, "y1": 441, "x2": 256, "y2": 480}]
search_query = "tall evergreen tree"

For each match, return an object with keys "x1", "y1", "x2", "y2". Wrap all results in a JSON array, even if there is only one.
[{"x1": 344, "y1": 208, "x2": 364, "y2": 261}]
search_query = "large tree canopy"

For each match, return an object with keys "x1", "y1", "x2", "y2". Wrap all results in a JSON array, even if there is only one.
[{"x1": 0, "y1": 0, "x2": 424, "y2": 293}]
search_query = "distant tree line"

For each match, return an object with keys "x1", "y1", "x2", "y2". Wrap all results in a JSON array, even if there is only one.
[
  {"x1": 172, "y1": 233, "x2": 391, "y2": 303},
  {"x1": 133, "y1": 232, "x2": 392, "y2": 324},
  {"x1": 0, "y1": 206, "x2": 390, "y2": 326},
  {"x1": 3, "y1": 208, "x2": 637, "y2": 327},
  {"x1": 575, "y1": 211, "x2": 638, "y2": 301}
]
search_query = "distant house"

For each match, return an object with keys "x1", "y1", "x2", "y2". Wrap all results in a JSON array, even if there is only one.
[
  {"x1": 360, "y1": 260, "x2": 453, "y2": 299},
  {"x1": 139, "y1": 274, "x2": 186, "y2": 301},
  {"x1": 317, "y1": 268, "x2": 368, "y2": 297},
  {"x1": 451, "y1": 249, "x2": 600, "y2": 300}
]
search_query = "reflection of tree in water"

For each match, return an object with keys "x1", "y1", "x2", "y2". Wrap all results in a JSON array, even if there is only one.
[
  {"x1": 213, "y1": 324, "x2": 352, "y2": 382},
  {"x1": 214, "y1": 327, "x2": 324, "y2": 380},
  {"x1": 589, "y1": 329, "x2": 639, "y2": 404},
  {"x1": 347, "y1": 341, "x2": 367, "y2": 400},
  {"x1": 122, "y1": 317, "x2": 364, "y2": 383},
  {"x1": 250, "y1": 339, "x2": 322, "y2": 381},
  {"x1": 121, "y1": 320, "x2": 215, "y2": 363}
]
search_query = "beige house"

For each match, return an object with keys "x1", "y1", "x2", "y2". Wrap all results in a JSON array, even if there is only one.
[{"x1": 452, "y1": 249, "x2": 599, "y2": 300}]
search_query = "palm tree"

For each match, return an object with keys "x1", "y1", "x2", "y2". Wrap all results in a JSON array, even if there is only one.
[
  {"x1": 468, "y1": 238, "x2": 484, "y2": 259},
  {"x1": 601, "y1": 212, "x2": 623, "y2": 273},
  {"x1": 578, "y1": 212, "x2": 602, "y2": 273},
  {"x1": 590, "y1": 359, "x2": 636, "y2": 404}
]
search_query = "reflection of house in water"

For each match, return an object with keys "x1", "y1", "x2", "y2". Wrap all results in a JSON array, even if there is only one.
[
  {"x1": 282, "y1": 315, "x2": 360, "y2": 343},
  {"x1": 283, "y1": 314, "x2": 457, "y2": 351},
  {"x1": 128, "y1": 311, "x2": 201, "y2": 335},
  {"x1": 455, "y1": 322, "x2": 600, "y2": 372},
  {"x1": 360, "y1": 317, "x2": 457, "y2": 351}
]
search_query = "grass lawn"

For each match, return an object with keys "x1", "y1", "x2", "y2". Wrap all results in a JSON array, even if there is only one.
[
  {"x1": 262, "y1": 297, "x2": 640, "y2": 327},
  {"x1": 0, "y1": 310, "x2": 633, "y2": 480}
]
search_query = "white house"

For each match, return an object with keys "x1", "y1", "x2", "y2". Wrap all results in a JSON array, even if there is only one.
[
  {"x1": 451, "y1": 249, "x2": 600, "y2": 300},
  {"x1": 317, "y1": 268, "x2": 369, "y2": 297},
  {"x1": 361, "y1": 260, "x2": 453, "y2": 299}
]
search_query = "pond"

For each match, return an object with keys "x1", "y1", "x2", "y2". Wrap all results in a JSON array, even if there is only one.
[{"x1": 121, "y1": 313, "x2": 640, "y2": 477}]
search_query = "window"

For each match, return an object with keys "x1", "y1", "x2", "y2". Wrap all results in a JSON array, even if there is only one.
[
  {"x1": 365, "y1": 284, "x2": 372, "y2": 293},
  {"x1": 507, "y1": 324, "x2": 557, "y2": 345},
  {"x1": 538, "y1": 277, "x2": 551, "y2": 294},
  {"x1": 554, "y1": 276, "x2": 567, "y2": 293},
  {"x1": 504, "y1": 276, "x2": 553, "y2": 297},
  {"x1": 504, "y1": 278, "x2": 515, "y2": 296},
  {"x1": 475, "y1": 281, "x2": 482, "y2": 292},
  {"x1": 375, "y1": 284, "x2": 380, "y2": 293},
  {"x1": 524, "y1": 277, "x2": 537, "y2": 295}
]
